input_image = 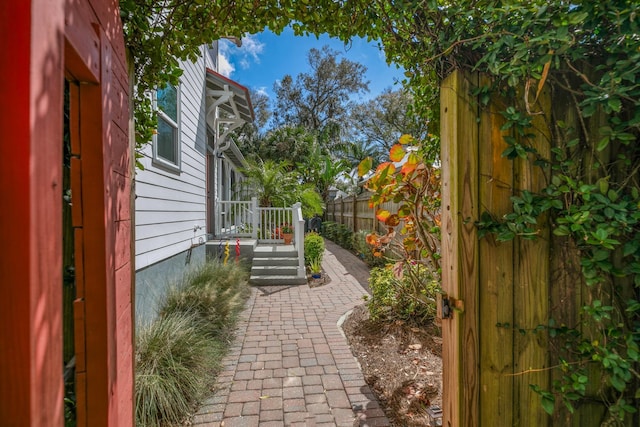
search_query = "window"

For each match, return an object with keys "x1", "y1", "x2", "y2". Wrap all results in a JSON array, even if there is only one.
[{"x1": 154, "y1": 84, "x2": 180, "y2": 170}]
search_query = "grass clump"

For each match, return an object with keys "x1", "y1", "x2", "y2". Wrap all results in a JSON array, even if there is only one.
[
  {"x1": 160, "y1": 262, "x2": 250, "y2": 340},
  {"x1": 135, "y1": 260, "x2": 249, "y2": 426}
]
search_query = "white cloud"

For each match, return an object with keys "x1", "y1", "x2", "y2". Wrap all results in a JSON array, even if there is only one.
[
  {"x1": 219, "y1": 34, "x2": 265, "y2": 74},
  {"x1": 239, "y1": 35, "x2": 265, "y2": 67},
  {"x1": 217, "y1": 53, "x2": 235, "y2": 77}
]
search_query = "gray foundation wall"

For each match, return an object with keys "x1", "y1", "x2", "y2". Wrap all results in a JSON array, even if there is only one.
[{"x1": 135, "y1": 244, "x2": 206, "y2": 328}]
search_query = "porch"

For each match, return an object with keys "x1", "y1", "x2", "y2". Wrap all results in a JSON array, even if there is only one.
[{"x1": 206, "y1": 198, "x2": 307, "y2": 285}]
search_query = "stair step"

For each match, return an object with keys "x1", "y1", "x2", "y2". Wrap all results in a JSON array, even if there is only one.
[
  {"x1": 249, "y1": 275, "x2": 307, "y2": 286},
  {"x1": 252, "y1": 257, "x2": 299, "y2": 266},
  {"x1": 250, "y1": 265, "x2": 298, "y2": 276},
  {"x1": 254, "y1": 245, "x2": 298, "y2": 258}
]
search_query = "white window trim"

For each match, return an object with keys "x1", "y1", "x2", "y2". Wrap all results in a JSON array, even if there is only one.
[{"x1": 152, "y1": 83, "x2": 181, "y2": 173}]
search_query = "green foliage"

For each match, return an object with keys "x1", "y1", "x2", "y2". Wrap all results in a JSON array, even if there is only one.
[
  {"x1": 237, "y1": 158, "x2": 299, "y2": 207},
  {"x1": 135, "y1": 261, "x2": 249, "y2": 426},
  {"x1": 250, "y1": 126, "x2": 318, "y2": 166},
  {"x1": 321, "y1": 221, "x2": 354, "y2": 250},
  {"x1": 352, "y1": 230, "x2": 387, "y2": 268},
  {"x1": 298, "y1": 185, "x2": 325, "y2": 218},
  {"x1": 349, "y1": 88, "x2": 430, "y2": 154},
  {"x1": 64, "y1": 382, "x2": 76, "y2": 427},
  {"x1": 297, "y1": 141, "x2": 351, "y2": 202},
  {"x1": 304, "y1": 232, "x2": 325, "y2": 266},
  {"x1": 367, "y1": 264, "x2": 440, "y2": 324},
  {"x1": 309, "y1": 256, "x2": 322, "y2": 274},
  {"x1": 237, "y1": 158, "x2": 324, "y2": 215},
  {"x1": 273, "y1": 46, "x2": 369, "y2": 137}
]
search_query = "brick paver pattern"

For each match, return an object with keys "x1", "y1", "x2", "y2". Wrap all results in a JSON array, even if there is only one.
[{"x1": 192, "y1": 247, "x2": 390, "y2": 427}]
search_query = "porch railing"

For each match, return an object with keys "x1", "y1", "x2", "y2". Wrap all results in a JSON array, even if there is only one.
[
  {"x1": 215, "y1": 197, "x2": 303, "y2": 247},
  {"x1": 256, "y1": 205, "x2": 294, "y2": 244},
  {"x1": 216, "y1": 200, "x2": 254, "y2": 238}
]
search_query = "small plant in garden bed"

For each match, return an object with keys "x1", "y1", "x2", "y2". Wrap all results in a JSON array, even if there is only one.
[
  {"x1": 304, "y1": 232, "x2": 325, "y2": 265},
  {"x1": 366, "y1": 263, "x2": 440, "y2": 323},
  {"x1": 309, "y1": 256, "x2": 322, "y2": 277}
]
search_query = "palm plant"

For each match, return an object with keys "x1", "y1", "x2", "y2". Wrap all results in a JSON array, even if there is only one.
[
  {"x1": 297, "y1": 142, "x2": 350, "y2": 202},
  {"x1": 237, "y1": 158, "x2": 299, "y2": 207}
]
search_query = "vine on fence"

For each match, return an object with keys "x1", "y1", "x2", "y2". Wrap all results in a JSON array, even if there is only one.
[{"x1": 476, "y1": 90, "x2": 639, "y2": 422}]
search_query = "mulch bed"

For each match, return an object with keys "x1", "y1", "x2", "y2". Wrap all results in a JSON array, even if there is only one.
[{"x1": 342, "y1": 304, "x2": 443, "y2": 426}]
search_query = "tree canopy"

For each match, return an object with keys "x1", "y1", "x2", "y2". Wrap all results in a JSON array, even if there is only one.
[
  {"x1": 349, "y1": 88, "x2": 430, "y2": 153},
  {"x1": 272, "y1": 46, "x2": 369, "y2": 140}
]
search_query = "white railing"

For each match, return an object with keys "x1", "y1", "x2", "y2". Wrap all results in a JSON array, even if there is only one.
[
  {"x1": 214, "y1": 198, "x2": 306, "y2": 281},
  {"x1": 256, "y1": 205, "x2": 294, "y2": 243},
  {"x1": 216, "y1": 200, "x2": 254, "y2": 238},
  {"x1": 292, "y1": 202, "x2": 305, "y2": 278},
  {"x1": 215, "y1": 197, "x2": 301, "y2": 247}
]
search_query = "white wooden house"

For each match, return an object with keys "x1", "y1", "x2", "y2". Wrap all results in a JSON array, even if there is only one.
[{"x1": 135, "y1": 42, "x2": 305, "y2": 324}]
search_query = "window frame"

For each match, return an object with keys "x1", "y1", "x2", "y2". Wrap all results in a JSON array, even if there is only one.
[{"x1": 152, "y1": 83, "x2": 181, "y2": 172}]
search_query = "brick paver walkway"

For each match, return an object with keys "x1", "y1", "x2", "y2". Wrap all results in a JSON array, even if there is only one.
[{"x1": 192, "y1": 243, "x2": 390, "y2": 426}]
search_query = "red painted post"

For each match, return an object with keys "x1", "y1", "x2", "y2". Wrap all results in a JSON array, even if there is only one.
[{"x1": 0, "y1": 1, "x2": 65, "y2": 425}]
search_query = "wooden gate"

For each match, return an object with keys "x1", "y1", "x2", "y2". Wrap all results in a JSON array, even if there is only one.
[{"x1": 440, "y1": 70, "x2": 608, "y2": 426}]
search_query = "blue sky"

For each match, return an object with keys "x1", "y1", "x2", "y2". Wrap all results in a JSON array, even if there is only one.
[{"x1": 218, "y1": 28, "x2": 405, "y2": 102}]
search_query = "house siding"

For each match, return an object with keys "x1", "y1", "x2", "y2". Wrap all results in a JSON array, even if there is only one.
[
  {"x1": 135, "y1": 55, "x2": 209, "y2": 270},
  {"x1": 134, "y1": 49, "x2": 213, "y2": 324}
]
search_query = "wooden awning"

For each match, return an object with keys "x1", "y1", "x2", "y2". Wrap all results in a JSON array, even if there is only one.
[{"x1": 205, "y1": 68, "x2": 254, "y2": 124}]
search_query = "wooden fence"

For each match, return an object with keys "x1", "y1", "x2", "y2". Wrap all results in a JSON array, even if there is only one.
[
  {"x1": 325, "y1": 192, "x2": 398, "y2": 234},
  {"x1": 441, "y1": 70, "x2": 610, "y2": 426}
]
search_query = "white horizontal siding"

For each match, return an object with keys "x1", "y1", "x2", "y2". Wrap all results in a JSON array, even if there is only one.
[
  {"x1": 135, "y1": 181, "x2": 204, "y2": 204},
  {"x1": 136, "y1": 209, "x2": 204, "y2": 225},
  {"x1": 136, "y1": 221, "x2": 204, "y2": 240},
  {"x1": 135, "y1": 53, "x2": 210, "y2": 271}
]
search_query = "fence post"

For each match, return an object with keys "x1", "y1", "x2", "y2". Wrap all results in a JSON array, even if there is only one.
[
  {"x1": 251, "y1": 197, "x2": 258, "y2": 240},
  {"x1": 292, "y1": 202, "x2": 305, "y2": 279},
  {"x1": 352, "y1": 194, "x2": 357, "y2": 233}
]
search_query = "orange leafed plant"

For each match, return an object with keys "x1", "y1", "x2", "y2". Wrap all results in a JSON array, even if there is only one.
[{"x1": 358, "y1": 134, "x2": 441, "y2": 278}]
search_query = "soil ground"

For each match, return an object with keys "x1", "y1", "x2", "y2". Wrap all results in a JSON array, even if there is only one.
[
  {"x1": 341, "y1": 304, "x2": 443, "y2": 427},
  {"x1": 318, "y1": 240, "x2": 443, "y2": 425}
]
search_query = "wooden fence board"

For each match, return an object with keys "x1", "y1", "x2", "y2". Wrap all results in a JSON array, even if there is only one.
[
  {"x1": 440, "y1": 69, "x2": 462, "y2": 427},
  {"x1": 513, "y1": 86, "x2": 551, "y2": 426},
  {"x1": 478, "y1": 78, "x2": 515, "y2": 426},
  {"x1": 441, "y1": 70, "x2": 480, "y2": 427}
]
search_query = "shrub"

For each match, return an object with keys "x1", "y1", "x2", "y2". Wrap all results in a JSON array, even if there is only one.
[
  {"x1": 321, "y1": 221, "x2": 354, "y2": 250},
  {"x1": 367, "y1": 263, "x2": 440, "y2": 323},
  {"x1": 135, "y1": 260, "x2": 250, "y2": 426},
  {"x1": 321, "y1": 221, "x2": 338, "y2": 241},
  {"x1": 304, "y1": 232, "x2": 325, "y2": 265},
  {"x1": 336, "y1": 223, "x2": 353, "y2": 250},
  {"x1": 352, "y1": 230, "x2": 387, "y2": 268}
]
